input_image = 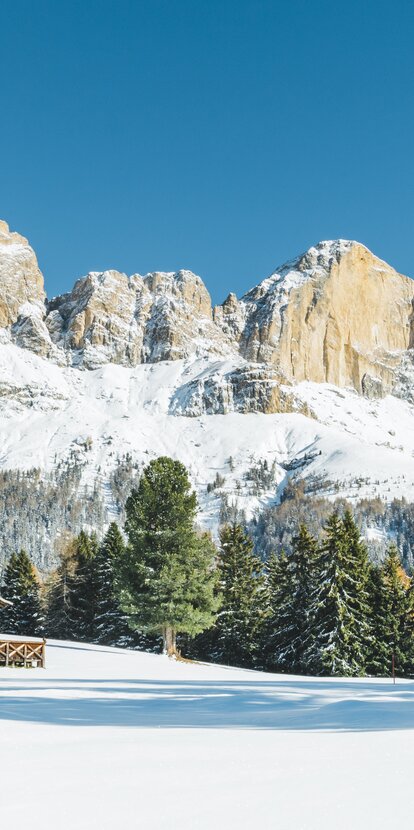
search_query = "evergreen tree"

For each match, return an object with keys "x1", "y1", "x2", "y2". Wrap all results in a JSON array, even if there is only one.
[
  {"x1": 264, "y1": 525, "x2": 318, "y2": 673},
  {"x1": 70, "y1": 530, "x2": 99, "y2": 642},
  {"x1": 304, "y1": 513, "x2": 370, "y2": 676},
  {"x1": 45, "y1": 531, "x2": 99, "y2": 642},
  {"x1": 120, "y1": 457, "x2": 219, "y2": 655},
  {"x1": 369, "y1": 544, "x2": 414, "y2": 677},
  {"x1": 45, "y1": 535, "x2": 80, "y2": 640},
  {"x1": 1, "y1": 549, "x2": 44, "y2": 635},
  {"x1": 261, "y1": 549, "x2": 290, "y2": 671},
  {"x1": 341, "y1": 509, "x2": 372, "y2": 659},
  {"x1": 366, "y1": 562, "x2": 391, "y2": 675},
  {"x1": 94, "y1": 522, "x2": 130, "y2": 646},
  {"x1": 212, "y1": 523, "x2": 265, "y2": 668}
]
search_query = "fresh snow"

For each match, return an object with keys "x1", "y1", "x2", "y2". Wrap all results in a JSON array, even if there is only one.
[
  {"x1": 1, "y1": 342, "x2": 414, "y2": 532},
  {"x1": 1, "y1": 640, "x2": 414, "y2": 829}
]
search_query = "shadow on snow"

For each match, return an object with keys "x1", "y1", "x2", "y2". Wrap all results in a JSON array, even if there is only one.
[{"x1": 1, "y1": 670, "x2": 413, "y2": 732}]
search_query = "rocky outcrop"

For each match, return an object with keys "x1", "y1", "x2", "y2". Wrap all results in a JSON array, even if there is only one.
[
  {"x1": 46, "y1": 268, "x2": 232, "y2": 368},
  {"x1": 235, "y1": 240, "x2": 414, "y2": 393},
  {"x1": 1, "y1": 221, "x2": 414, "y2": 400},
  {"x1": 0, "y1": 220, "x2": 46, "y2": 328},
  {"x1": 47, "y1": 270, "x2": 148, "y2": 368},
  {"x1": 142, "y1": 270, "x2": 231, "y2": 363},
  {"x1": 170, "y1": 362, "x2": 313, "y2": 417}
]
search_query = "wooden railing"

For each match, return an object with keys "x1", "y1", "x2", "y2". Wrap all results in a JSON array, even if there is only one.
[{"x1": 0, "y1": 637, "x2": 46, "y2": 668}]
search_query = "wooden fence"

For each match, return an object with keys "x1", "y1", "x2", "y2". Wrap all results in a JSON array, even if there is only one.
[{"x1": 0, "y1": 637, "x2": 46, "y2": 668}]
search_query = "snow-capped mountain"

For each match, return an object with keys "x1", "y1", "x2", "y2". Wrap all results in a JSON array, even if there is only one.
[{"x1": 2, "y1": 218, "x2": 414, "y2": 566}]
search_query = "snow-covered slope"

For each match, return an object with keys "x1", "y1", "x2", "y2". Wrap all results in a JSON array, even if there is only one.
[
  {"x1": 1, "y1": 640, "x2": 414, "y2": 829},
  {"x1": 2, "y1": 339, "x2": 414, "y2": 535},
  {"x1": 2, "y1": 219, "x2": 414, "y2": 553}
]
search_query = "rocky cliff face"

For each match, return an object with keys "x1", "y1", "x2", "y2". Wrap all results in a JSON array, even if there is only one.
[
  {"x1": 0, "y1": 220, "x2": 48, "y2": 344},
  {"x1": 1, "y1": 221, "x2": 414, "y2": 408},
  {"x1": 215, "y1": 240, "x2": 414, "y2": 394}
]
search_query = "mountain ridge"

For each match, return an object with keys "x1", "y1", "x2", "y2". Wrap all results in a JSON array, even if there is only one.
[
  {"x1": 1, "y1": 220, "x2": 414, "y2": 400},
  {"x1": 2, "y1": 221, "x2": 414, "y2": 566}
]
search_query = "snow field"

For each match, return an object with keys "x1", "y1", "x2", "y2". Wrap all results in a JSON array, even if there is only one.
[
  {"x1": 2, "y1": 343, "x2": 414, "y2": 534},
  {"x1": 1, "y1": 641, "x2": 414, "y2": 829}
]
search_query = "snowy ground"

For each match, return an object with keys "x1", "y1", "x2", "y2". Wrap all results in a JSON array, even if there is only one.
[
  {"x1": 2, "y1": 341, "x2": 414, "y2": 532},
  {"x1": 1, "y1": 641, "x2": 414, "y2": 829}
]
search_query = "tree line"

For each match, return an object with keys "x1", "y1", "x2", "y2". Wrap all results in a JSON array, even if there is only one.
[{"x1": 1, "y1": 456, "x2": 414, "y2": 677}]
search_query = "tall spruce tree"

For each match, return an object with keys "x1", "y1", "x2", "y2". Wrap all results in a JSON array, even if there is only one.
[
  {"x1": 261, "y1": 550, "x2": 290, "y2": 671},
  {"x1": 212, "y1": 523, "x2": 265, "y2": 668},
  {"x1": 94, "y1": 522, "x2": 130, "y2": 646},
  {"x1": 45, "y1": 531, "x2": 99, "y2": 642},
  {"x1": 304, "y1": 512, "x2": 370, "y2": 676},
  {"x1": 45, "y1": 535, "x2": 82, "y2": 640},
  {"x1": 264, "y1": 525, "x2": 318, "y2": 673},
  {"x1": 366, "y1": 563, "x2": 391, "y2": 676},
  {"x1": 370, "y1": 544, "x2": 414, "y2": 677},
  {"x1": 70, "y1": 531, "x2": 100, "y2": 642},
  {"x1": 1, "y1": 549, "x2": 44, "y2": 635},
  {"x1": 341, "y1": 509, "x2": 372, "y2": 659},
  {"x1": 120, "y1": 457, "x2": 219, "y2": 655}
]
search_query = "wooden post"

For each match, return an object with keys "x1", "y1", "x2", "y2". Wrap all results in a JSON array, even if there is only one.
[{"x1": 392, "y1": 651, "x2": 395, "y2": 685}]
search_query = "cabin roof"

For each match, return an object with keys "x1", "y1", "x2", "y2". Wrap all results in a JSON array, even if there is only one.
[{"x1": 0, "y1": 633, "x2": 45, "y2": 643}]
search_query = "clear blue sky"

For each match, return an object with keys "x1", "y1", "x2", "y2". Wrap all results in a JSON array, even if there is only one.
[{"x1": 1, "y1": 0, "x2": 413, "y2": 303}]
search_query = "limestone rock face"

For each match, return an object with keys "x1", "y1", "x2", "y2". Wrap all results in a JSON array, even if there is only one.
[
  {"x1": 47, "y1": 268, "x2": 232, "y2": 368},
  {"x1": 170, "y1": 362, "x2": 311, "y2": 416},
  {"x1": 47, "y1": 270, "x2": 150, "y2": 368},
  {"x1": 0, "y1": 220, "x2": 46, "y2": 328},
  {"x1": 142, "y1": 270, "x2": 231, "y2": 363},
  {"x1": 236, "y1": 240, "x2": 414, "y2": 393},
  {"x1": 1, "y1": 220, "x2": 414, "y2": 402}
]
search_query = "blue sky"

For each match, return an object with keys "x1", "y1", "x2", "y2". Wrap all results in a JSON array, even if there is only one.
[{"x1": 1, "y1": 0, "x2": 413, "y2": 303}]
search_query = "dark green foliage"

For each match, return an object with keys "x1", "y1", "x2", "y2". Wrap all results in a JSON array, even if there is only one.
[
  {"x1": 120, "y1": 457, "x2": 219, "y2": 653},
  {"x1": 207, "y1": 523, "x2": 265, "y2": 668},
  {"x1": 249, "y1": 482, "x2": 414, "y2": 572},
  {"x1": 304, "y1": 513, "x2": 371, "y2": 676},
  {"x1": 70, "y1": 531, "x2": 100, "y2": 642},
  {"x1": 1, "y1": 549, "x2": 44, "y2": 635},
  {"x1": 366, "y1": 563, "x2": 393, "y2": 675},
  {"x1": 264, "y1": 525, "x2": 319, "y2": 673},
  {"x1": 45, "y1": 531, "x2": 99, "y2": 641},
  {"x1": 367, "y1": 545, "x2": 414, "y2": 677},
  {"x1": 261, "y1": 550, "x2": 290, "y2": 671},
  {"x1": 94, "y1": 523, "x2": 130, "y2": 646}
]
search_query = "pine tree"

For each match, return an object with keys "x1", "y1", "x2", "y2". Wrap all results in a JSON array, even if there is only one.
[
  {"x1": 304, "y1": 513, "x2": 370, "y2": 676},
  {"x1": 94, "y1": 522, "x2": 130, "y2": 646},
  {"x1": 366, "y1": 563, "x2": 391, "y2": 675},
  {"x1": 264, "y1": 525, "x2": 318, "y2": 673},
  {"x1": 70, "y1": 531, "x2": 99, "y2": 642},
  {"x1": 1, "y1": 549, "x2": 44, "y2": 635},
  {"x1": 45, "y1": 535, "x2": 80, "y2": 640},
  {"x1": 212, "y1": 523, "x2": 265, "y2": 668},
  {"x1": 341, "y1": 509, "x2": 372, "y2": 661},
  {"x1": 369, "y1": 544, "x2": 414, "y2": 677},
  {"x1": 120, "y1": 457, "x2": 219, "y2": 655},
  {"x1": 45, "y1": 531, "x2": 99, "y2": 642},
  {"x1": 261, "y1": 550, "x2": 290, "y2": 671}
]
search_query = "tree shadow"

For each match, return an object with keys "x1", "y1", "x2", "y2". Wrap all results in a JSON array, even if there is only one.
[{"x1": 1, "y1": 675, "x2": 414, "y2": 731}]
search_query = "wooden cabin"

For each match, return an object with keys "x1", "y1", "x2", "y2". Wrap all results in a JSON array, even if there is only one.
[{"x1": 0, "y1": 596, "x2": 46, "y2": 668}]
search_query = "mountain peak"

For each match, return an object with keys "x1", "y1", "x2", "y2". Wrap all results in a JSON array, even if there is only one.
[{"x1": 1, "y1": 220, "x2": 414, "y2": 396}]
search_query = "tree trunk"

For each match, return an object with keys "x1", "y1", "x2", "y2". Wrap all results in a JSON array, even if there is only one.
[{"x1": 162, "y1": 625, "x2": 177, "y2": 656}]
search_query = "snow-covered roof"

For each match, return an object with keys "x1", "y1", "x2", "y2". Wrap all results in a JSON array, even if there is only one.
[{"x1": 0, "y1": 633, "x2": 45, "y2": 643}]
